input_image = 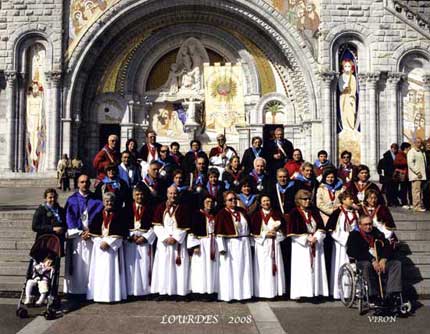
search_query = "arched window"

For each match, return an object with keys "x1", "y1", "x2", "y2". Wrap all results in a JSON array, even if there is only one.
[{"x1": 399, "y1": 51, "x2": 430, "y2": 142}]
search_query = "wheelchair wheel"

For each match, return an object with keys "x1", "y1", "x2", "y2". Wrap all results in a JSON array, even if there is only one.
[
  {"x1": 338, "y1": 263, "x2": 356, "y2": 308},
  {"x1": 400, "y1": 301, "x2": 412, "y2": 315}
]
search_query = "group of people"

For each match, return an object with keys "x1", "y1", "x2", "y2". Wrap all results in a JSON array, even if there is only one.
[
  {"x1": 29, "y1": 127, "x2": 405, "y2": 304},
  {"x1": 378, "y1": 138, "x2": 430, "y2": 212},
  {"x1": 56, "y1": 154, "x2": 84, "y2": 191}
]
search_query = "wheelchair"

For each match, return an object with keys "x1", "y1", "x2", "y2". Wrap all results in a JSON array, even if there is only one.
[{"x1": 338, "y1": 261, "x2": 412, "y2": 315}]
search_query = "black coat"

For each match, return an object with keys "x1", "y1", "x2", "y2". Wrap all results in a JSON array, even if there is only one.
[
  {"x1": 377, "y1": 150, "x2": 396, "y2": 183},
  {"x1": 138, "y1": 143, "x2": 162, "y2": 162},
  {"x1": 346, "y1": 228, "x2": 392, "y2": 262},
  {"x1": 94, "y1": 178, "x2": 132, "y2": 208},
  {"x1": 267, "y1": 180, "x2": 298, "y2": 214},
  {"x1": 241, "y1": 147, "x2": 267, "y2": 174},
  {"x1": 266, "y1": 139, "x2": 294, "y2": 173},
  {"x1": 32, "y1": 204, "x2": 67, "y2": 255},
  {"x1": 182, "y1": 151, "x2": 209, "y2": 174}
]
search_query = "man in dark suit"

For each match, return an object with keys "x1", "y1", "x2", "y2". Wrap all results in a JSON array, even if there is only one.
[
  {"x1": 266, "y1": 127, "x2": 294, "y2": 177},
  {"x1": 139, "y1": 130, "x2": 162, "y2": 163},
  {"x1": 267, "y1": 168, "x2": 297, "y2": 215},
  {"x1": 377, "y1": 143, "x2": 399, "y2": 206}
]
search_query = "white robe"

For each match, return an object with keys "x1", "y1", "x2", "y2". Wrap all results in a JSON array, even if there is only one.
[
  {"x1": 290, "y1": 216, "x2": 328, "y2": 300},
  {"x1": 151, "y1": 214, "x2": 189, "y2": 296},
  {"x1": 217, "y1": 212, "x2": 253, "y2": 301},
  {"x1": 188, "y1": 218, "x2": 219, "y2": 294},
  {"x1": 209, "y1": 148, "x2": 236, "y2": 179},
  {"x1": 124, "y1": 228, "x2": 156, "y2": 296},
  {"x1": 253, "y1": 216, "x2": 286, "y2": 298},
  {"x1": 330, "y1": 211, "x2": 357, "y2": 299},
  {"x1": 373, "y1": 218, "x2": 394, "y2": 240},
  {"x1": 63, "y1": 229, "x2": 93, "y2": 295},
  {"x1": 87, "y1": 236, "x2": 127, "y2": 302}
]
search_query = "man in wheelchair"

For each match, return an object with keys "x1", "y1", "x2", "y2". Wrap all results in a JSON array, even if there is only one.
[{"x1": 346, "y1": 215, "x2": 402, "y2": 307}]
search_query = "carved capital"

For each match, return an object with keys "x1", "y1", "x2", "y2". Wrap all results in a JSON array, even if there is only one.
[
  {"x1": 45, "y1": 70, "x2": 62, "y2": 87},
  {"x1": 5, "y1": 70, "x2": 17, "y2": 85},
  {"x1": 422, "y1": 74, "x2": 430, "y2": 87},
  {"x1": 387, "y1": 72, "x2": 403, "y2": 87},
  {"x1": 366, "y1": 72, "x2": 380, "y2": 87},
  {"x1": 319, "y1": 71, "x2": 336, "y2": 84}
]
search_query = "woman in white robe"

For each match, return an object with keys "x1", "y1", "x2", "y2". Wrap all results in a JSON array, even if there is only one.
[
  {"x1": 287, "y1": 189, "x2": 328, "y2": 300},
  {"x1": 124, "y1": 186, "x2": 156, "y2": 296},
  {"x1": 326, "y1": 191, "x2": 358, "y2": 299},
  {"x1": 188, "y1": 195, "x2": 219, "y2": 295},
  {"x1": 251, "y1": 195, "x2": 286, "y2": 298},
  {"x1": 86, "y1": 193, "x2": 127, "y2": 303},
  {"x1": 215, "y1": 191, "x2": 253, "y2": 301},
  {"x1": 151, "y1": 186, "x2": 191, "y2": 296}
]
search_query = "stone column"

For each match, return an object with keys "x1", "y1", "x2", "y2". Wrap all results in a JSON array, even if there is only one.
[
  {"x1": 5, "y1": 71, "x2": 17, "y2": 172},
  {"x1": 120, "y1": 100, "x2": 137, "y2": 150},
  {"x1": 422, "y1": 74, "x2": 430, "y2": 140},
  {"x1": 17, "y1": 73, "x2": 26, "y2": 172},
  {"x1": 46, "y1": 71, "x2": 62, "y2": 171},
  {"x1": 387, "y1": 72, "x2": 402, "y2": 145},
  {"x1": 71, "y1": 113, "x2": 80, "y2": 159},
  {"x1": 320, "y1": 71, "x2": 336, "y2": 156},
  {"x1": 358, "y1": 73, "x2": 367, "y2": 164},
  {"x1": 366, "y1": 73, "x2": 380, "y2": 178}
]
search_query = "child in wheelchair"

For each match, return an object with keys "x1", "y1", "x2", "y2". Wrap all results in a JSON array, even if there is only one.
[{"x1": 345, "y1": 215, "x2": 410, "y2": 314}]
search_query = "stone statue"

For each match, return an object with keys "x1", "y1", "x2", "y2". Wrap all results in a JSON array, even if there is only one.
[
  {"x1": 160, "y1": 37, "x2": 209, "y2": 95},
  {"x1": 161, "y1": 64, "x2": 181, "y2": 94}
]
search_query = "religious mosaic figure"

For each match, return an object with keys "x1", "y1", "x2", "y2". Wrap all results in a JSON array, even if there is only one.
[
  {"x1": 338, "y1": 59, "x2": 357, "y2": 132},
  {"x1": 25, "y1": 44, "x2": 46, "y2": 172},
  {"x1": 26, "y1": 81, "x2": 44, "y2": 169},
  {"x1": 404, "y1": 84, "x2": 425, "y2": 142}
]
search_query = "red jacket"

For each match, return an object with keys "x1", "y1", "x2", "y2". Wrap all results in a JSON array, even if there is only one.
[
  {"x1": 92, "y1": 145, "x2": 120, "y2": 180},
  {"x1": 284, "y1": 160, "x2": 303, "y2": 178}
]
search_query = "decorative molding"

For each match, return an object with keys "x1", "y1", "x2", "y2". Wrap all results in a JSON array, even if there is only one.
[{"x1": 385, "y1": 0, "x2": 430, "y2": 40}]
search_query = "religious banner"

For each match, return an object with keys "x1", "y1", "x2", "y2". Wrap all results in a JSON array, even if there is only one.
[
  {"x1": 203, "y1": 63, "x2": 246, "y2": 134},
  {"x1": 403, "y1": 68, "x2": 425, "y2": 142},
  {"x1": 26, "y1": 44, "x2": 47, "y2": 172}
]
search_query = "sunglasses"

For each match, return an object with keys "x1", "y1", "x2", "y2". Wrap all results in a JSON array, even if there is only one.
[
  {"x1": 300, "y1": 198, "x2": 311, "y2": 200},
  {"x1": 160, "y1": 150, "x2": 169, "y2": 153},
  {"x1": 226, "y1": 198, "x2": 237, "y2": 202}
]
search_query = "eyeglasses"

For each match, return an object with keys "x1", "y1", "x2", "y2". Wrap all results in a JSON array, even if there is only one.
[
  {"x1": 226, "y1": 198, "x2": 237, "y2": 202},
  {"x1": 300, "y1": 198, "x2": 311, "y2": 200},
  {"x1": 160, "y1": 150, "x2": 169, "y2": 153}
]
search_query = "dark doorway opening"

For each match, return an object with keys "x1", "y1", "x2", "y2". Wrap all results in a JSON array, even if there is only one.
[
  {"x1": 263, "y1": 124, "x2": 283, "y2": 148},
  {"x1": 99, "y1": 124, "x2": 121, "y2": 151}
]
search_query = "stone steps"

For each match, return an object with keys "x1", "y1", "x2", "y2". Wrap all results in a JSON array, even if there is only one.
[{"x1": 0, "y1": 176, "x2": 57, "y2": 188}]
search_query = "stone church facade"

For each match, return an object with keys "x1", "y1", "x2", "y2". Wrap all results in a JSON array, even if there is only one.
[{"x1": 0, "y1": 0, "x2": 429, "y2": 178}]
